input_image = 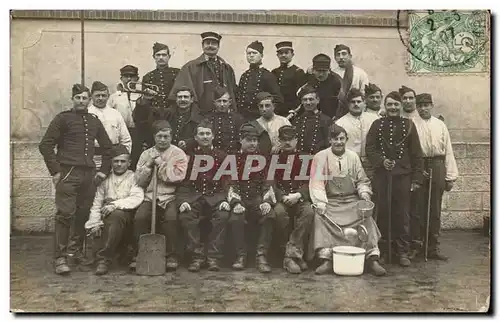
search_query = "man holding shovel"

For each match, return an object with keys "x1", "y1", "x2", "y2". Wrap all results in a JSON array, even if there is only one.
[
  {"x1": 131, "y1": 120, "x2": 189, "y2": 271},
  {"x1": 365, "y1": 91, "x2": 424, "y2": 267},
  {"x1": 85, "y1": 145, "x2": 144, "y2": 275},
  {"x1": 309, "y1": 124, "x2": 386, "y2": 276}
]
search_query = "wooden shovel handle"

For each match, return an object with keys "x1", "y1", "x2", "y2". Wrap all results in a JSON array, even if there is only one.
[{"x1": 151, "y1": 164, "x2": 158, "y2": 234}]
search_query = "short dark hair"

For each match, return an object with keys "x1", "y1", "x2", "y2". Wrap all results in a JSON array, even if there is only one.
[
  {"x1": 384, "y1": 91, "x2": 402, "y2": 105},
  {"x1": 195, "y1": 119, "x2": 214, "y2": 135},
  {"x1": 175, "y1": 86, "x2": 194, "y2": 97},
  {"x1": 329, "y1": 123, "x2": 348, "y2": 140}
]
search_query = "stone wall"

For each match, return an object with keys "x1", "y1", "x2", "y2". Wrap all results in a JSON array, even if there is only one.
[{"x1": 10, "y1": 141, "x2": 490, "y2": 233}]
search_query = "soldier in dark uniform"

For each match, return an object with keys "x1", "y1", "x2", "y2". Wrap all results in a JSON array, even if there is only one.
[
  {"x1": 237, "y1": 40, "x2": 284, "y2": 121},
  {"x1": 271, "y1": 125, "x2": 315, "y2": 274},
  {"x1": 228, "y1": 123, "x2": 275, "y2": 273},
  {"x1": 271, "y1": 41, "x2": 307, "y2": 117},
  {"x1": 291, "y1": 85, "x2": 332, "y2": 155},
  {"x1": 203, "y1": 87, "x2": 245, "y2": 154},
  {"x1": 365, "y1": 91, "x2": 424, "y2": 267},
  {"x1": 169, "y1": 32, "x2": 238, "y2": 115},
  {"x1": 177, "y1": 120, "x2": 233, "y2": 272},
  {"x1": 142, "y1": 42, "x2": 180, "y2": 109},
  {"x1": 298, "y1": 54, "x2": 345, "y2": 119},
  {"x1": 39, "y1": 84, "x2": 113, "y2": 275}
]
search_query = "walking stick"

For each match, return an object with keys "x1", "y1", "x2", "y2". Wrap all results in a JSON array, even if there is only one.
[
  {"x1": 424, "y1": 168, "x2": 433, "y2": 262},
  {"x1": 387, "y1": 171, "x2": 393, "y2": 265}
]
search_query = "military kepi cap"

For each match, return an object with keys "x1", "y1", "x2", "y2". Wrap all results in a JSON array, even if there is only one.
[
  {"x1": 120, "y1": 65, "x2": 138, "y2": 76},
  {"x1": 312, "y1": 53, "x2": 331, "y2": 70},
  {"x1": 201, "y1": 31, "x2": 222, "y2": 42},
  {"x1": 416, "y1": 93, "x2": 433, "y2": 105},
  {"x1": 153, "y1": 42, "x2": 169, "y2": 55},
  {"x1": 247, "y1": 40, "x2": 264, "y2": 54},
  {"x1": 276, "y1": 41, "x2": 293, "y2": 51},
  {"x1": 278, "y1": 125, "x2": 296, "y2": 140}
]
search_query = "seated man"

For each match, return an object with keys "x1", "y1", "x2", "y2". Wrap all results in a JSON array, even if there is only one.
[
  {"x1": 177, "y1": 120, "x2": 233, "y2": 272},
  {"x1": 228, "y1": 123, "x2": 275, "y2": 273},
  {"x1": 272, "y1": 125, "x2": 315, "y2": 274},
  {"x1": 132, "y1": 120, "x2": 188, "y2": 271},
  {"x1": 309, "y1": 124, "x2": 386, "y2": 276},
  {"x1": 85, "y1": 145, "x2": 145, "y2": 275}
]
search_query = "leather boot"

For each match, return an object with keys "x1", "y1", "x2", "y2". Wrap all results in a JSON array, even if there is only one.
[
  {"x1": 283, "y1": 258, "x2": 301, "y2": 274},
  {"x1": 207, "y1": 258, "x2": 220, "y2": 272},
  {"x1": 315, "y1": 259, "x2": 332, "y2": 275},
  {"x1": 166, "y1": 256, "x2": 179, "y2": 271},
  {"x1": 367, "y1": 256, "x2": 387, "y2": 276},
  {"x1": 95, "y1": 261, "x2": 109, "y2": 276},
  {"x1": 232, "y1": 256, "x2": 246, "y2": 271},
  {"x1": 128, "y1": 257, "x2": 137, "y2": 271},
  {"x1": 399, "y1": 255, "x2": 411, "y2": 267},
  {"x1": 256, "y1": 255, "x2": 271, "y2": 273},
  {"x1": 188, "y1": 259, "x2": 204, "y2": 272},
  {"x1": 54, "y1": 257, "x2": 71, "y2": 275},
  {"x1": 428, "y1": 251, "x2": 449, "y2": 261},
  {"x1": 296, "y1": 258, "x2": 308, "y2": 271}
]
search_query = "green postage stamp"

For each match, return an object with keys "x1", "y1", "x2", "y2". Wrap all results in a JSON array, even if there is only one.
[{"x1": 400, "y1": 10, "x2": 490, "y2": 75}]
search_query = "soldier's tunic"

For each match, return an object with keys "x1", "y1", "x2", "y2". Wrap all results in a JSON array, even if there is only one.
[
  {"x1": 228, "y1": 152, "x2": 275, "y2": 258},
  {"x1": 236, "y1": 65, "x2": 284, "y2": 121},
  {"x1": 272, "y1": 149, "x2": 314, "y2": 260},
  {"x1": 142, "y1": 66, "x2": 180, "y2": 109},
  {"x1": 204, "y1": 111, "x2": 245, "y2": 154},
  {"x1": 177, "y1": 146, "x2": 231, "y2": 261},
  {"x1": 335, "y1": 112, "x2": 379, "y2": 178},
  {"x1": 292, "y1": 110, "x2": 332, "y2": 155},
  {"x1": 301, "y1": 73, "x2": 345, "y2": 119},
  {"x1": 271, "y1": 63, "x2": 307, "y2": 116},
  {"x1": 39, "y1": 108, "x2": 113, "y2": 259},
  {"x1": 365, "y1": 116, "x2": 424, "y2": 258},
  {"x1": 412, "y1": 116, "x2": 458, "y2": 252},
  {"x1": 163, "y1": 105, "x2": 204, "y2": 148}
]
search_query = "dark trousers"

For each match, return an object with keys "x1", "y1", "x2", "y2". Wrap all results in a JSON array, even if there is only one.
[
  {"x1": 96, "y1": 209, "x2": 134, "y2": 263},
  {"x1": 128, "y1": 127, "x2": 142, "y2": 171},
  {"x1": 134, "y1": 200, "x2": 179, "y2": 258},
  {"x1": 412, "y1": 159, "x2": 446, "y2": 253},
  {"x1": 54, "y1": 165, "x2": 96, "y2": 259},
  {"x1": 376, "y1": 172, "x2": 411, "y2": 257},
  {"x1": 228, "y1": 200, "x2": 274, "y2": 258},
  {"x1": 180, "y1": 198, "x2": 230, "y2": 260},
  {"x1": 274, "y1": 201, "x2": 314, "y2": 260}
]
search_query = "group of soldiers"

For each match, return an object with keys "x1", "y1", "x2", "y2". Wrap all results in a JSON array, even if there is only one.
[{"x1": 39, "y1": 31, "x2": 458, "y2": 277}]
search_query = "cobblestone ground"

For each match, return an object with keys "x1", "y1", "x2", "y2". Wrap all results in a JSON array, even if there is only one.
[{"x1": 10, "y1": 231, "x2": 490, "y2": 312}]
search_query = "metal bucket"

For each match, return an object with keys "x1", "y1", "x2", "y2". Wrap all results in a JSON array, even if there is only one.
[
  {"x1": 332, "y1": 246, "x2": 366, "y2": 276},
  {"x1": 357, "y1": 200, "x2": 374, "y2": 219}
]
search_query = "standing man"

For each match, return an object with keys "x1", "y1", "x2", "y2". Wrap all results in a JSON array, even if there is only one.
[
  {"x1": 309, "y1": 124, "x2": 386, "y2": 276},
  {"x1": 237, "y1": 40, "x2": 284, "y2": 121},
  {"x1": 108, "y1": 65, "x2": 143, "y2": 170},
  {"x1": 177, "y1": 120, "x2": 233, "y2": 272},
  {"x1": 300, "y1": 54, "x2": 345, "y2": 119},
  {"x1": 204, "y1": 87, "x2": 245, "y2": 154},
  {"x1": 335, "y1": 88, "x2": 379, "y2": 178},
  {"x1": 39, "y1": 84, "x2": 113, "y2": 275},
  {"x1": 399, "y1": 85, "x2": 419, "y2": 120},
  {"x1": 292, "y1": 86, "x2": 332, "y2": 155},
  {"x1": 85, "y1": 145, "x2": 144, "y2": 275},
  {"x1": 254, "y1": 92, "x2": 291, "y2": 153},
  {"x1": 88, "y1": 81, "x2": 131, "y2": 170},
  {"x1": 365, "y1": 91, "x2": 424, "y2": 267},
  {"x1": 170, "y1": 32, "x2": 238, "y2": 115},
  {"x1": 272, "y1": 125, "x2": 315, "y2": 274},
  {"x1": 271, "y1": 41, "x2": 307, "y2": 117},
  {"x1": 142, "y1": 42, "x2": 180, "y2": 110},
  {"x1": 364, "y1": 83, "x2": 385, "y2": 117},
  {"x1": 412, "y1": 93, "x2": 458, "y2": 260},
  {"x1": 332, "y1": 44, "x2": 370, "y2": 97},
  {"x1": 132, "y1": 120, "x2": 188, "y2": 271},
  {"x1": 228, "y1": 123, "x2": 275, "y2": 273}
]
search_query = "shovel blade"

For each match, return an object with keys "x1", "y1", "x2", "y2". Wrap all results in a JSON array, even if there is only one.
[{"x1": 136, "y1": 234, "x2": 166, "y2": 276}]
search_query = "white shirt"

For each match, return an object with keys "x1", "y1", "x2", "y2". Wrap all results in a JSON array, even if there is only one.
[
  {"x1": 309, "y1": 148, "x2": 371, "y2": 206},
  {"x1": 332, "y1": 65, "x2": 369, "y2": 95},
  {"x1": 256, "y1": 114, "x2": 291, "y2": 150},
  {"x1": 413, "y1": 116, "x2": 459, "y2": 181},
  {"x1": 364, "y1": 108, "x2": 384, "y2": 118},
  {"x1": 108, "y1": 88, "x2": 142, "y2": 128},
  {"x1": 85, "y1": 170, "x2": 144, "y2": 230},
  {"x1": 335, "y1": 112, "x2": 379, "y2": 157},
  {"x1": 401, "y1": 109, "x2": 420, "y2": 120},
  {"x1": 88, "y1": 104, "x2": 132, "y2": 151}
]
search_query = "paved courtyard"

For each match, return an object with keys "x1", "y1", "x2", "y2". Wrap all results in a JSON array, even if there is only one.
[{"x1": 10, "y1": 230, "x2": 490, "y2": 312}]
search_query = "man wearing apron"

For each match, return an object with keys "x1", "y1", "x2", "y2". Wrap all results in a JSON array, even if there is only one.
[{"x1": 309, "y1": 124, "x2": 386, "y2": 276}]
